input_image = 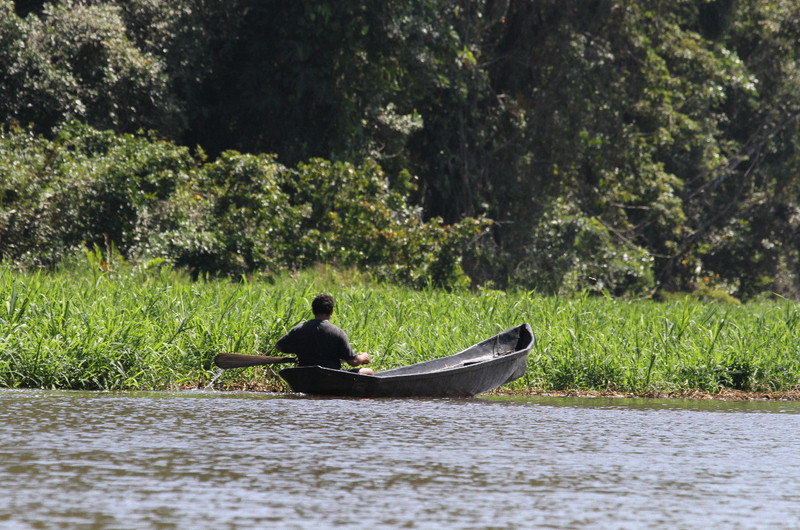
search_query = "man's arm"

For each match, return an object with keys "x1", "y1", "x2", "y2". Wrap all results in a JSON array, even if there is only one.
[
  {"x1": 275, "y1": 330, "x2": 295, "y2": 354},
  {"x1": 346, "y1": 352, "x2": 370, "y2": 367}
]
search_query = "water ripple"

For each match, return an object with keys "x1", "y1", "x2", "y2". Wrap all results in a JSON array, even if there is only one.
[{"x1": 1, "y1": 390, "x2": 798, "y2": 528}]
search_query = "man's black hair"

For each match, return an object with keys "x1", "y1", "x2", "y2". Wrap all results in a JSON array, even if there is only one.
[{"x1": 312, "y1": 293, "x2": 335, "y2": 316}]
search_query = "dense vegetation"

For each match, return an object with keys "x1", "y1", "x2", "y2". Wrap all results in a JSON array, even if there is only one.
[
  {"x1": 2, "y1": 0, "x2": 800, "y2": 299},
  {"x1": 2, "y1": 261, "x2": 799, "y2": 394},
  {"x1": 0, "y1": 122, "x2": 485, "y2": 287}
]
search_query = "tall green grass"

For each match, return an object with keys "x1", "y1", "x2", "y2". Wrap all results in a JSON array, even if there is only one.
[{"x1": 1, "y1": 259, "x2": 799, "y2": 393}]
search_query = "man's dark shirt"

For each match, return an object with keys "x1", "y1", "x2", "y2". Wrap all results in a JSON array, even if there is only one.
[{"x1": 275, "y1": 319, "x2": 356, "y2": 369}]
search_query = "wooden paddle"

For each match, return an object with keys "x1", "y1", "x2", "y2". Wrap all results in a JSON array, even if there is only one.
[{"x1": 214, "y1": 352, "x2": 297, "y2": 369}]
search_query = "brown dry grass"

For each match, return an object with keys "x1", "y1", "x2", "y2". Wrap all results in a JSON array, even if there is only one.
[{"x1": 490, "y1": 387, "x2": 800, "y2": 401}]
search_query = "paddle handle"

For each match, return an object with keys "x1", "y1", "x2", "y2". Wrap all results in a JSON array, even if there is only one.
[{"x1": 214, "y1": 353, "x2": 297, "y2": 369}]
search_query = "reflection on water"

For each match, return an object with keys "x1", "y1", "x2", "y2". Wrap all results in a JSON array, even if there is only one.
[{"x1": 1, "y1": 390, "x2": 798, "y2": 528}]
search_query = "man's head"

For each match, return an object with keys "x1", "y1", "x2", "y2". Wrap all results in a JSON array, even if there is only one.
[{"x1": 312, "y1": 293, "x2": 335, "y2": 318}]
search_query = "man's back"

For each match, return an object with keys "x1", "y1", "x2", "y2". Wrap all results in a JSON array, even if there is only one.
[{"x1": 275, "y1": 319, "x2": 355, "y2": 369}]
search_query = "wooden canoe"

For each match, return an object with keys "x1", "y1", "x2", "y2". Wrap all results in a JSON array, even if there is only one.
[{"x1": 278, "y1": 323, "x2": 534, "y2": 398}]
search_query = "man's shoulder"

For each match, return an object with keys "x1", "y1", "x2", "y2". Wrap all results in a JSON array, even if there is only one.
[
  {"x1": 320, "y1": 320, "x2": 346, "y2": 333},
  {"x1": 290, "y1": 319, "x2": 321, "y2": 331}
]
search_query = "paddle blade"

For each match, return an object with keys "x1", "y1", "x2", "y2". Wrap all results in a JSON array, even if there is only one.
[{"x1": 214, "y1": 353, "x2": 296, "y2": 369}]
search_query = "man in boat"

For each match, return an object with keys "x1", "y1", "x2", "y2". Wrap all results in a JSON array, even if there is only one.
[{"x1": 275, "y1": 293, "x2": 374, "y2": 375}]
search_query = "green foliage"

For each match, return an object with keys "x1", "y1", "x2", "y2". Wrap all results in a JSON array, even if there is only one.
[
  {"x1": 0, "y1": 0, "x2": 177, "y2": 135},
  {"x1": 688, "y1": 285, "x2": 742, "y2": 305},
  {"x1": 2, "y1": 264, "x2": 800, "y2": 394},
  {"x1": 0, "y1": 122, "x2": 195, "y2": 267},
  {"x1": 143, "y1": 151, "x2": 289, "y2": 278},
  {"x1": 0, "y1": 123, "x2": 487, "y2": 289},
  {"x1": 513, "y1": 199, "x2": 654, "y2": 296},
  {"x1": 285, "y1": 158, "x2": 489, "y2": 288},
  {"x1": 3, "y1": 0, "x2": 800, "y2": 298}
]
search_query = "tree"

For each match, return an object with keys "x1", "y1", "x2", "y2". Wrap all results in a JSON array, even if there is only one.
[
  {"x1": 0, "y1": 0, "x2": 178, "y2": 136},
  {"x1": 4, "y1": 0, "x2": 800, "y2": 297}
]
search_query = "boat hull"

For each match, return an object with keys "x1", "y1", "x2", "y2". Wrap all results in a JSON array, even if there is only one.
[{"x1": 279, "y1": 323, "x2": 533, "y2": 398}]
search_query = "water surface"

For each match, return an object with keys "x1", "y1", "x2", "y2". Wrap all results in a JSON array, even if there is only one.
[{"x1": 1, "y1": 390, "x2": 798, "y2": 528}]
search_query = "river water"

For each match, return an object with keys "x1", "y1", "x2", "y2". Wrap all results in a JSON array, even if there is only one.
[{"x1": 1, "y1": 390, "x2": 798, "y2": 529}]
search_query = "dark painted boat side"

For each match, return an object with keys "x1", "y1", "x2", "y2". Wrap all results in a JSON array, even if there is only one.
[{"x1": 278, "y1": 323, "x2": 534, "y2": 397}]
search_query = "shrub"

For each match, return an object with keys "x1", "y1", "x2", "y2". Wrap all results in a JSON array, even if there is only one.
[
  {"x1": 0, "y1": 122, "x2": 195, "y2": 267},
  {"x1": 284, "y1": 159, "x2": 490, "y2": 288},
  {"x1": 143, "y1": 151, "x2": 291, "y2": 278},
  {"x1": 512, "y1": 198, "x2": 654, "y2": 296},
  {"x1": 1, "y1": 123, "x2": 489, "y2": 289}
]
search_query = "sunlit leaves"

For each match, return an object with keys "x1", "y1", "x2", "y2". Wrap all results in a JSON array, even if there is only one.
[
  {"x1": 0, "y1": 0, "x2": 176, "y2": 135},
  {"x1": 0, "y1": 124, "x2": 488, "y2": 289}
]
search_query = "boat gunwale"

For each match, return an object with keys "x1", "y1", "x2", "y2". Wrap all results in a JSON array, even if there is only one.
[
  {"x1": 372, "y1": 323, "x2": 534, "y2": 378},
  {"x1": 370, "y1": 348, "x2": 528, "y2": 380}
]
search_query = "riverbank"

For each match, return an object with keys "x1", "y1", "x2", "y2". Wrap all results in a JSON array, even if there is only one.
[
  {"x1": 2, "y1": 263, "x2": 800, "y2": 394},
  {"x1": 498, "y1": 388, "x2": 800, "y2": 401},
  {"x1": 185, "y1": 377, "x2": 800, "y2": 402}
]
